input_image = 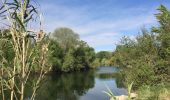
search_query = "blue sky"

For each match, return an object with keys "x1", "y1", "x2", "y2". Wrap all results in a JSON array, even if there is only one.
[{"x1": 39, "y1": 0, "x2": 170, "y2": 52}]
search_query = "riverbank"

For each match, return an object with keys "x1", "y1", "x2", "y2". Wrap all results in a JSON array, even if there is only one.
[
  {"x1": 109, "y1": 84, "x2": 170, "y2": 100},
  {"x1": 137, "y1": 84, "x2": 170, "y2": 100},
  {"x1": 110, "y1": 93, "x2": 137, "y2": 100}
]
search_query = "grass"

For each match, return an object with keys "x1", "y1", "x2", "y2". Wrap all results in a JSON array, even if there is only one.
[
  {"x1": 104, "y1": 82, "x2": 170, "y2": 100},
  {"x1": 137, "y1": 83, "x2": 170, "y2": 100},
  {"x1": 103, "y1": 85, "x2": 116, "y2": 100},
  {"x1": 103, "y1": 82, "x2": 134, "y2": 100}
]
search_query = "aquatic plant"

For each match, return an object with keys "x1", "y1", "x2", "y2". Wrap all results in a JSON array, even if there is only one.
[
  {"x1": 103, "y1": 85, "x2": 116, "y2": 100},
  {"x1": 103, "y1": 82, "x2": 134, "y2": 100}
]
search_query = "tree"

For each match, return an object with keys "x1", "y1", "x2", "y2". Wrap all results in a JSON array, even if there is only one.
[
  {"x1": 49, "y1": 28, "x2": 96, "y2": 72},
  {"x1": 95, "y1": 51, "x2": 112, "y2": 66},
  {"x1": 152, "y1": 5, "x2": 170, "y2": 83},
  {"x1": 76, "y1": 41, "x2": 95, "y2": 69},
  {"x1": 51, "y1": 27, "x2": 79, "y2": 51},
  {"x1": 112, "y1": 6, "x2": 170, "y2": 88},
  {"x1": 48, "y1": 39, "x2": 63, "y2": 72},
  {"x1": 62, "y1": 49, "x2": 75, "y2": 72},
  {"x1": 152, "y1": 5, "x2": 170, "y2": 61}
]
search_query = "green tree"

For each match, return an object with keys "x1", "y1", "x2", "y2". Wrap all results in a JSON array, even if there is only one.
[
  {"x1": 112, "y1": 5, "x2": 170, "y2": 88},
  {"x1": 152, "y1": 5, "x2": 170, "y2": 83},
  {"x1": 49, "y1": 28, "x2": 96, "y2": 72},
  {"x1": 95, "y1": 51, "x2": 112, "y2": 66},
  {"x1": 48, "y1": 39, "x2": 64, "y2": 72},
  {"x1": 51, "y1": 27, "x2": 79, "y2": 51},
  {"x1": 62, "y1": 49, "x2": 75, "y2": 72}
]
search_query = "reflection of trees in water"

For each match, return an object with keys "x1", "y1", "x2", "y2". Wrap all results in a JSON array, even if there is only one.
[
  {"x1": 96, "y1": 73, "x2": 119, "y2": 79},
  {"x1": 115, "y1": 73, "x2": 125, "y2": 88},
  {"x1": 25, "y1": 70, "x2": 95, "y2": 100},
  {"x1": 96, "y1": 73, "x2": 125, "y2": 88}
]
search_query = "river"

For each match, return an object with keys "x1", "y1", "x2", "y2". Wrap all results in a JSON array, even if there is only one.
[{"x1": 25, "y1": 67, "x2": 127, "y2": 100}]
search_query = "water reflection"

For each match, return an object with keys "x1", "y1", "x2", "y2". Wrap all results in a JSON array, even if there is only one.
[
  {"x1": 34, "y1": 71, "x2": 95, "y2": 100},
  {"x1": 25, "y1": 67, "x2": 127, "y2": 100},
  {"x1": 96, "y1": 73, "x2": 125, "y2": 88}
]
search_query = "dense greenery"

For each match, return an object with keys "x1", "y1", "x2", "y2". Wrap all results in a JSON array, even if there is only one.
[
  {"x1": 111, "y1": 5, "x2": 170, "y2": 89},
  {"x1": 48, "y1": 28, "x2": 96, "y2": 72},
  {"x1": 93, "y1": 51, "x2": 112, "y2": 67},
  {"x1": 0, "y1": 29, "x2": 14, "y2": 67},
  {"x1": 0, "y1": 0, "x2": 170, "y2": 99},
  {"x1": 0, "y1": 27, "x2": 96, "y2": 73}
]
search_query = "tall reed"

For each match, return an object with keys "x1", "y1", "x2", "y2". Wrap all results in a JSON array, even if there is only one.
[{"x1": 0, "y1": 0, "x2": 51, "y2": 100}]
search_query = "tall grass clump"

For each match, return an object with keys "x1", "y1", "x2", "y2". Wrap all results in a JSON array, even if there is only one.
[
  {"x1": 103, "y1": 82, "x2": 135, "y2": 100},
  {"x1": 137, "y1": 84, "x2": 170, "y2": 100},
  {"x1": 103, "y1": 85, "x2": 116, "y2": 100},
  {"x1": 0, "y1": 0, "x2": 51, "y2": 100}
]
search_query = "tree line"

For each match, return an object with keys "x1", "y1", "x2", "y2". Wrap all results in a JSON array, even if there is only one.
[
  {"x1": 109, "y1": 5, "x2": 170, "y2": 89},
  {"x1": 0, "y1": 27, "x2": 97, "y2": 73}
]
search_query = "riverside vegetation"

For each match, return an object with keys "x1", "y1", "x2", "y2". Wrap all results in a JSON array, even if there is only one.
[
  {"x1": 0, "y1": 0, "x2": 96, "y2": 99},
  {"x1": 0, "y1": 0, "x2": 170, "y2": 100},
  {"x1": 0, "y1": 0, "x2": 51, "y2": 100},
  {"x1": 108, "y1": 5, "x2": 170, "y2": 99}
]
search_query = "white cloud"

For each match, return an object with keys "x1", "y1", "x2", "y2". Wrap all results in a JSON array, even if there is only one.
[
  {"x1": 82, "y1": 32, "x2": 119, "y2": 47},
  {"x1": 79, "y1": 15, "x2": 156, "y2": 50},
  {"x1": 39, "y1": 1, "x2": 158, "y2": 51}
]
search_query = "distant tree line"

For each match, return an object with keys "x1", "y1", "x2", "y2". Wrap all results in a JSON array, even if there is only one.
[{"x1": 92, "y1": 51, "x2": 113, "y2": 67}]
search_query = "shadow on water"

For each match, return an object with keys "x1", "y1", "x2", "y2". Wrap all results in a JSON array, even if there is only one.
[
  {"x1": 25, "y1": 70, "x2": 95, "y2": 100},
  {"x1": 25, "y1": 67, "x2": 127, "y2": 100}
]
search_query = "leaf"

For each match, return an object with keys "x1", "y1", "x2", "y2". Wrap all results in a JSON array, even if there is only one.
[
  {"x1": 26, "y1": 0, "x2": 30, "y2": 8},
  {"x1": 5, "y1": 3, "x2": 18, "y2": 6},
  {"x1": 24, "y1": 14, "x2": 33, "y2": 23},
  {"x1": 29, "y1": 5, "x2": 38, "y2": 14},
  {"x1": 103, "y1": 91, "x2": 113, "y2": 97},
  {"x1": 128, "y1": 82, "x2": 134, "y2": 100},
  {"x1": 14, "y1": 0, "x2": 19, "y2": 5},
  {"x1": 0, "y1": 6, "x2": 17, "y2": 16},
  {"x1": 28, "y1": 7, "x2": 37, "y2": 15},
  {"x1": 0, "y1": 10, "x2": 7, "y2": 15},
  {"x1": 0, "y1": 5, "x2": 5, "y2": 11},
  {"x1": 103, "y1": 84, "x2": 116, "y2": 99},
  {"x1": 14, "y1": 13, "x2": 26, "y2": 31},
  {"x1": 106, "y1": 85, "x2": 114, "y2": 96}
]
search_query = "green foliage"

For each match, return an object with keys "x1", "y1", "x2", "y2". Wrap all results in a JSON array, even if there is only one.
[
  {"x1": 51, "y1": 27, "x2": 79, "y2": 51},
  {"x1": 48, "y1": 28, "x2": 96, "y2": 72},
  {"x1": 91, "y1": 58, "x2": 100, "y2": 68},
  {"x1": 103, "y1": 82, "x2": 134, "y2": 100},
  {"x1": 48, "y1": 39, "x2": 63, "y2": 71},
  {"x1": 112, "y1": 5, "x2": 170, "y2": 89},
  {"x1": 0, "y1": 29, "x2": 14, "y2": 67},
  {"x1": 95, "y1": 51, "x2": 112, "y2": 67},
  {"x1": 137, "y1": 84, "x2": 170, "y2": 99},
  {"x1": 62, "y1": 49, "x2": 75, "y2": 72},
  {"x1": 128, "y1": 82, "x2": 133, "y2": 100},
  {"x1": 103, "y1": 85, "x2": 116, "y2": 100}
]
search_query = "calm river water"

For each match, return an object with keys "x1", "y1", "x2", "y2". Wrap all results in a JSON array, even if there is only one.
[{"x1": 26, "y1": 67, "x2": 127, "y2": 100}]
